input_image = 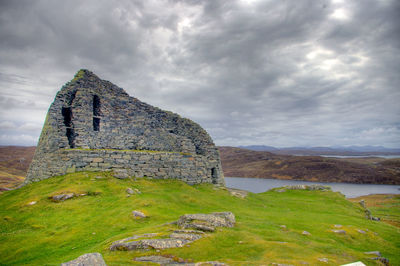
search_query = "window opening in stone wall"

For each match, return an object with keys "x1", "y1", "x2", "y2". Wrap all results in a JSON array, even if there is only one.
[
  {"x1": 93, "y1": 95, "x2": 101, "y2": 116},
  {"x1": 62, "y1": 107, "x2": 75, "y2": 148},
  {"x1": 62, "y1": 107, "x2": 72, "y2": 127},
  {"x1": 211, "y1": 167, "x2": 218, "y2": 184},
  {"x1": 93, "y1": 117, "x2": 100, "y2": 131},
  {"x1": 66, "y1": 128, "x2": 75, "y2": 148},
  {"x1": 93, "y1": 95, "x2": 101, "y2": 131}
]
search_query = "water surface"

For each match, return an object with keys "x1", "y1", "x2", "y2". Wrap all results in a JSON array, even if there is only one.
[{"x1": 225, "y1": 177, "x2": 400, "y2": 198}]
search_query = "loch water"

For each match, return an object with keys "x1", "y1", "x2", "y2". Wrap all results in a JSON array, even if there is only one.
[{"x1": 225, "y1": 177, "x2": 400, "y2": 198}]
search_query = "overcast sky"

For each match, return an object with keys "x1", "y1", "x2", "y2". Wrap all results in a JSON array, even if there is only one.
[{"x1": 0, "y1": 0, "x2": 399, "y2": 148}]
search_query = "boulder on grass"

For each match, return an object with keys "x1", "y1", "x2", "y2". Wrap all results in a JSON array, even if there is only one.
[{"x1": 61, "y1": 253, "x2": 106, "y2": 266}]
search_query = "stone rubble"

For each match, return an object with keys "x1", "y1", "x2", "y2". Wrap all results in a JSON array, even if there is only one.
[{"x1": 61, "y1": 253, "x2": 106, "y2": 266}]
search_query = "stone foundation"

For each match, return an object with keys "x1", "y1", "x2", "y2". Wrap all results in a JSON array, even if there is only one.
[{"x1": 27, "y1": 148, "x2": 223, "y2": 185}]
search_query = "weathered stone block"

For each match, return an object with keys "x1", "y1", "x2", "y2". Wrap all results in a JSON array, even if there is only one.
[{"x1": 92, "y1": 158, "x2": 104, "y2": 163}]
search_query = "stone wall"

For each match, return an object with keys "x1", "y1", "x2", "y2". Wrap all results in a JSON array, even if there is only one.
[
  {"x1": 28, "y1": 149, "x2": 219, "y2": 185},
  {"x1": 25, "y1": 70, "x2": 224, "y2": 185}
]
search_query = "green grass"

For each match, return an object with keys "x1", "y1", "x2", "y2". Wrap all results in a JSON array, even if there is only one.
[{"x1": 0, "y1": 172, "x2": 399, "y2": 265}]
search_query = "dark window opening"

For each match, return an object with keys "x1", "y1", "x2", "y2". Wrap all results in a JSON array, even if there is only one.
[
  {"x1": 93, "y1": 95, "x2": 101, "y2": 131},
  {"x1": 93, "y1": 117, "x2": 100, "y2": 131},
  {"x1": 66, "y1": 128, "x2": 75, "y2": 148},
  {"x1": 62, "y1": 107, "x2": 72, "y2": 127},
  {"x1": 93, "y1": 95, "x2": 101, "y2": 116},
  {"x1": 62, "y1": 107, "x2": 75, "y2": 148},
  {"x1": 211, "y1": 167, "x2": 218, "y2": 184}
]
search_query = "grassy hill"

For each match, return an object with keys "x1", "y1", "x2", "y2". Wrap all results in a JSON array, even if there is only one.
[
  {"x1": 1, "y1": 172, "x2": 399, "y2": 265},
  {"x1": 219, "y1": 146, "x2": 400, "y2": 184}
]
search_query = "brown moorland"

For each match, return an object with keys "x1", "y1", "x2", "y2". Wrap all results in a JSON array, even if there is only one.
[
  {"x1": 219, "y1": 146, "x2": 400, "y2": 184},
  {"x1": 0, "y1": 146, "x2": 35, "y2": 190}
]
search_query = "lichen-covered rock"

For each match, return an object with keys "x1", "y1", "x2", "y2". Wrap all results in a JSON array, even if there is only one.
[
  {"x1": 51, "y1": 193, "x2": 75, "y2": 202},
  {"x1": 25, "y1": 69, "x2": 224, "y2": 186},
  {"x1": 61, "y1": 253, "x2": 106, "y2": 266},
  {"x1": 110, "y1": 234, "x2": 195, "y2": 250},
  {"x1": 132, "y1": 210, "x2": 147, "y2": 218},
  {"x1": 134, "y1": 255, "x2": 175, "y2": 264},
  {"x1": 169, "y1": 233, "x2": 203, "y2": 241},
  {"x1": 364, "y1": 251, "x2": 381, "y2": 257},
  {"x1": 274, "y1": 185, "x2": 331, "y2": 191},
  {"x1": 177, "y1": 212, "x2": 236, "y2": 230},
  {"x1": 331, "y1": 229, "x2": 346, "y2": 234}
]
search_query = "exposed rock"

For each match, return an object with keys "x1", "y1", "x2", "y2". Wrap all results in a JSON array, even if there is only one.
[
  {"x1": 280, "y1": 225, "x2": 287, "y2": 230},
  {"x1": 371, "y1": 257, "x2": 389, "y2": 265},
  {"x1": 113, "y1": 170, "x2": 129, "y2": 179},
  {"x1": 356, "y1": 229, "x2": 366, "y2": 234},
  {"x1": 27, "y1": 201, "x2": 37, "y2": 205},
  {"x1": 132, "y1": 210, "x2": 147, "y2": 218},
  {"x1": 302, "y1": 231, "x2": 311, "y2": 235},
  {"x1": 359, "y1": 200, "x2": 366, "y2": 208},
  {"x1": 170, "y1": 233, "x2": 203, "y2": 241},
  {"x1": 227, "y1": 188, "x2": 248, "y2": 198},
  {"x1": 341, "y1": 262, "x2": 366, "y2": 266},
  {"x1": 318, "y1": 258, "x2": 329, "y2": 263},
  {"x1": 61, "y1": 253, "x2": 106, "y2": 266},
  {"x1": 173, "y1": 230, "x2": 205, "y2": 234},
  {"x1": 332, "y1": 230, "x2": 346, "y2": 234},
  {"x1": 364, "y1": 251, "x2": 381, "y2": 257},
  {"x1": 273, "y1": 185, "x2": 331, "y2": 192},
  {"x1": 371, "y1": 216, "x2": 380, "y2": 221},
  {"x1": 24, "y1": 69, "x2": 224, "y2": 186},
  {"x1": 334, "y1": 224, "x2": 342, "y2": 228},
  {"x1": 364, "y1": 209, "x2": 372, "y2": 219},
  {"x1": 135, "y1": 255, "x2": 174, "y2": 264},
  {"x1": 194, "y1": 262, "x2": 228, "y2": 266},
  {"x1": 111, "y1": 237, "x2": 190, "y2": 250},
  {"x1": 51, "y1": 193, "x2": 75, "y2": 202},
  {"x1": 126, "y1": 188, "x2": 134, "y2": 194},
  {"x1": 185, "y1": 223, "x2": 215, "y2": 232},
  {"x1": 177, "y1": 212, "x2": 235, "y2": 229}
]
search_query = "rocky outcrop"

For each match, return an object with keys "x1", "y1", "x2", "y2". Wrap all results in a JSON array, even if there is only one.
[
  {"x1": 61, "y1": 253, "x2": 106, "y2": 266},
  {"x1": 134, "y1": 256, "x2": 228, "y2": 265},
  {"x1": 272, "y1": 184, "x2": 331, "y2": 193},
  {"x1": 110, "y1": 212, "x2": 235, "y2": 253},
  {"x1": 25, "y1": 69, "x2": 224, "y2": 186},
  {"x1": 177, "y1": 212, "x2": 235, "y2": 232},
  {"x1": 109, "y1": 232, "x2": 202, "y2": 251}
]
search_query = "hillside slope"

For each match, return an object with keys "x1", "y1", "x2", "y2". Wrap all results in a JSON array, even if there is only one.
[
  {"x1": 0, "y1": 146, "x2": 35, "y2": 190},
  {"x1": 1, "y1": 171, "x2": 399, "y2": 265},
  {"x1": 219, "y1": 146, "x2": 400, "y2": 184}
]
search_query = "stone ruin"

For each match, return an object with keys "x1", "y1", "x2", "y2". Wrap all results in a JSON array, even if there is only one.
[{"x1": 25, "y1": 69, "x2": 224, "y2": 185}]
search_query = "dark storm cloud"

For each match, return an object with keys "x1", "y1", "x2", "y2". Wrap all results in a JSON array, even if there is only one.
[{"x1": 0, "y1": 0, "x2": 399, "y2": 147}]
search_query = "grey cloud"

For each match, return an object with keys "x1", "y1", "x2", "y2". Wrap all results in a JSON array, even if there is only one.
[{"x1": 0, "y1": 0, "x2": 399, "y2": 148}]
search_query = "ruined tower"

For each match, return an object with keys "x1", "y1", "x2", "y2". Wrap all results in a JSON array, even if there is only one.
[{"x1": 25, "y1": 69, "x2": 224, "y2": 185}]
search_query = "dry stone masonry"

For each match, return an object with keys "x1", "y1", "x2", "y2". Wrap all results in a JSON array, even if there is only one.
[{"x1": 25, "y1": 69, "x2": 224, "y2": 185}]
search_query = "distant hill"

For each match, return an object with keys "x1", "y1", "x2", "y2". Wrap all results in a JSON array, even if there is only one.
[
  {"x1": 238, "y1": 145, "x2": 400, "y2": 156},
  {"x1": 0, "y1": 146, "x2": 35, "y2": 190},
  {"x1": 219, "y1": 146, "x2": 400, "y2": 184}
]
